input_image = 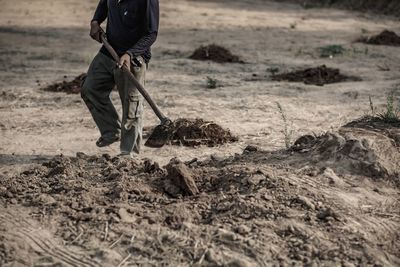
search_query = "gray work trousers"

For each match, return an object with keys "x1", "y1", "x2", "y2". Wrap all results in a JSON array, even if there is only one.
[{"x1": 81, "y1": 52, "x2": 145, "y2": 155}]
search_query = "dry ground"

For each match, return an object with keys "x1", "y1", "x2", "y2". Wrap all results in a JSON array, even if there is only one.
[{"x1": 0, "y1": 0, "x2": 399, "y2": 266}]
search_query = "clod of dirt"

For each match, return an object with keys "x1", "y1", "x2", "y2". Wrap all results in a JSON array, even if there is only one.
[
  {"x1": 358, "y1": 30, "x2": 400, "y2": 47},
  {"x1": 143, "y1": 158, "x2": 162, "y2": 174},
  {"x1": 243, "y1": 145, "x2": 259, "y2": 153},
  {"x1": 42, "y1": 73, "x2": 86, "y2": 94},
  {"x1": 155, "y1": 118, "x2": 238, "y2": 147},
  {"x1": 164, "y1": 158, "x2": 199, "y2": 197},
  {"x1": 272, "y1": 65, "x2": 359, "y2": 86},
  {"x1": 189, "y1": 44, "x2": 243, "y2": 63}
]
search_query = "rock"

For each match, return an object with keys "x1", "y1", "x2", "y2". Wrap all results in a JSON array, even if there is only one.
[{"x1": 164, "y1": 158, "x2": 199, "y2": 196}]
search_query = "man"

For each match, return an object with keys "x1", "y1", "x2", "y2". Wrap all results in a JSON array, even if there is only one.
[{"x1": 81, "y1": 0, "x2": 159, "y2": 157}]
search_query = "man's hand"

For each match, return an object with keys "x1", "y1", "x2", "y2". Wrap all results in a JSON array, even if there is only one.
[
  {"x1": 90, "y1": 21, "x2": 103, "y2": 43},
  {"x1": 119, "y1": 54, "x2": 131, "y2": 71}
]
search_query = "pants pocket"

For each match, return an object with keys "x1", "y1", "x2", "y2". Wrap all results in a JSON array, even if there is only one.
[
  {"x1": 128, "y1": 95, "x2": 142, "y2": 119},
  {"x1": 124, "y1": 95, "x2": 142, "y2": 131}
]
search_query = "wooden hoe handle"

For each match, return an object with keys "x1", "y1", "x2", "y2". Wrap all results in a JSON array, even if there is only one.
[{"x1": 100, "y1": 34, "x2": 169, "y2": 123}]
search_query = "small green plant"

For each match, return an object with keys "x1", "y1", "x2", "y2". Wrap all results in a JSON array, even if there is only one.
[
  {"x1": 267, "y1": 66, "x2": 280, "y2": 76},
  {"x1": 276, "y1": 102, "x2": 294, "y2": 149},
  {"x1": 368, "y1": 92, "x2": 400, "y2": 123},
  {"x1": 318, "y1": 44, "x2": 345, "y2": 58},
  {"x1": 377, "y1": 92, "x2": 399, "y2": 123},
  {"x1": 206, "y1": 76, "x2": 218, "y2": 89}
]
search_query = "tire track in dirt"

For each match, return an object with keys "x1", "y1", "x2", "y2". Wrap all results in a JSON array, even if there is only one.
[{"x1": 0, "y1": 209, "x2": 99, "y2": 267}]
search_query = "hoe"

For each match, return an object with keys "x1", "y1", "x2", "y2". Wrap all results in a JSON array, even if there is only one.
[{"x1": 101, "y1": 34, "x2": 171, "y2": 148}]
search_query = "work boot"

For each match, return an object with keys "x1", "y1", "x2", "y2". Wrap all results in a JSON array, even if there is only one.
[{"x1": 96, "y1": 135, "x2": 120, "y2": 148}]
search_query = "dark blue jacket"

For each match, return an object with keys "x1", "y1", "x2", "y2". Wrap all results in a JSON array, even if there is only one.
[{"x1": 92, "y1": 0, "x2": 159, "y2": 63}]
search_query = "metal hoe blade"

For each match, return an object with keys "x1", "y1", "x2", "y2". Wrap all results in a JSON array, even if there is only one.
[{"x1": 145, "y1": 124, "x2": 170, "y2": 148}]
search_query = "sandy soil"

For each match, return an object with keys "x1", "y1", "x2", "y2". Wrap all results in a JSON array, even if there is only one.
[{"x1": 0, "y1": 0, "x2": 399, "y2": 266}]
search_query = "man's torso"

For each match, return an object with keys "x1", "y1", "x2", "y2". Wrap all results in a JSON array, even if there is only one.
[{"x1": 105, "y1": 0, "x2": 148, "y2": 55}]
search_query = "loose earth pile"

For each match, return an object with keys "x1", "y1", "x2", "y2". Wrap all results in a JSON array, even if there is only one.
[
  {"x1": 291, "y1": 131, "x2": 400, "y2": 186},
  {"x1": 42, "y1": 73, "x2": 86, "y2": 94},
  {"x1": 358, "y1": 30, "x2": 400, "y2": 46},
  {"x1": 342, "y1": 115, "x2": 400, "y2": 131},
  {"x1": 272, "y1": 65, "x2": 358, "y2": 86},
  {"x1": 189, "y1": 44, "x2": 243, "y2": 63},
  {"x1": 148, "y1": 118, "x2": 238, "y2": 147}
]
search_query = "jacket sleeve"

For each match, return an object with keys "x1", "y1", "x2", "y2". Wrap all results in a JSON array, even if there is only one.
[
  {"x1": 92, "y1": 0, "x2": 108, "y2": 24},
  {"x1": 127, "y1": 0, "x2": 159, "y2": 58}
]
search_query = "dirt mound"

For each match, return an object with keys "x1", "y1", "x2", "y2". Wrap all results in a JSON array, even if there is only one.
[
  {"x1": 343, "y1": 115, "x2": 400, "y2": 131},
  {"x1": 291, "y1": 127, "x2": 400, "y2": 186},
  {"x1": 358, "y1": 30, "x2": 400, "y2": 46},
  {"x1": 1, "y1": 148, "x2": 399, "y2": 265},
  {"x1": 42, "y1": 73, "x2": 86, "y2": 94},
  {"x1": 342, "y1": 115, "x2": 400, "y2": 149},
  {"x1": 189, "y1": 44, "x2": 243, "y2": 63},
  {"x1": 151, "y1": 118, "x2": 238, "y2": 147},
  {"x1": 272, "y1": 65, "x2": 359, "y2": 86},
  {"x1": 0, "y1": 142, "x2": 400, "y2": 266}
]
